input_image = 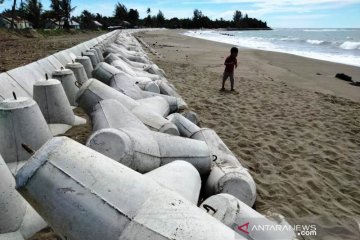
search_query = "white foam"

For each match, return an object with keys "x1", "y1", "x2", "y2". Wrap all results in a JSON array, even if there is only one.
[
  {"x1": 183, "y1": 31, "x2": 360, "y2": 67},
  {"x1": 280, "y1": 37, "x2": 299, "y2": 41},
  {"x1": 340, "y1": 41, "x2": 360, "y2": 50},
  {"x1": 306, "y1": 40, "x2": 325, "y2": 45}
]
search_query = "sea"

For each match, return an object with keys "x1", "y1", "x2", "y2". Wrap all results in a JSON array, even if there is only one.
[{"x1": 184, "y1": 28, "x2": 360, "y2": 67}]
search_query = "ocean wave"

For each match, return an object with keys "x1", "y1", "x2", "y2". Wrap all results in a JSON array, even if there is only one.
[
  {"x1": 339, "y1": 41, "x2": 360, "y2": 50},
  {"x1": 280, "y1": 37, "x2": 299, "y2": 41},
  {"x1": 183, "y1": 30, "x2": 360, "y2": 67},
  {"x1": 303, "y1": 29, "x2": 352, "y2": 32},
  {"x1": 306, "y1": 39, "x2": 326, "y2": 45},
  {"x1": 250, "y1": 37, "x2": 264, "y2": 40}
]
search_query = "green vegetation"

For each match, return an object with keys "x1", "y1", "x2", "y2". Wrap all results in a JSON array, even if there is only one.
[
  {"x1": 2, "y1": 1, "x2": 270, "y2": 30},
  {"x1": 36, "y1": 28, "x2": 105, "y2": 37}
]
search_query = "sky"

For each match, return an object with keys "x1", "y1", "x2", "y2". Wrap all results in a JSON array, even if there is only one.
[{"x1": 1, "y1": 0, "x2": 360, "y2": 28}]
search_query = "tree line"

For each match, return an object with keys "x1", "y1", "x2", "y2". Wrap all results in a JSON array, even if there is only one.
[{"x1": 2, "y1": 1, "x2": 270, "y2": 30}]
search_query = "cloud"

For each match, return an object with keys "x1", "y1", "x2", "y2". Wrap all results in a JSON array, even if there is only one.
[
  {"x1": 272, "y1": 13, "x2": 329, "y2": 20},
  {"x1": 217, "y1": 0, "x2": 360, "y2": 11},
  {"x1": 200, "y1": 0, "x2": 360, "y2": 21},
  {"x1": 209, "y1": 0, "x2": 360, "y2": 4}
]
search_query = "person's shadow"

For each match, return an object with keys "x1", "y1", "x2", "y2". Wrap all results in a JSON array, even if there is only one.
[{"x1": 219, "y1": 89, "x2": 238, "y2": 94}]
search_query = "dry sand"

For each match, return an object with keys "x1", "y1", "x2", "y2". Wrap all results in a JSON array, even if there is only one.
[
  {"x1": 137, "y1": 29, "x2": 360, "y2": 239},
  {"x1": 0, "y1": 29, "x2": 106, "y2": 72}
]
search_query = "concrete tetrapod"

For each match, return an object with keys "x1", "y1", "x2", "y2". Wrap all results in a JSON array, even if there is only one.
[
  {"x1": 115, "y1": 35, "x2": 143, "y2": 50},
  {"x1": 75, "y1": 79, "x2": 179, "y2": 135},
  {"x1": 92, "y1": 61, "x2": 148, "y2": 85},
  {"x1": 108, "y1": 42, "x2": 145, "y2": 56},
  {"x1": 76, "y1": 78, "x2": 138, "y2": 113},
  {"x1": 33, "y1": 79, "x2": 86, "y2": 135},
  {"x1": 106, "y1": 53, "x2": 151, "y2": 73},
  {"x1": 15, "y1": 137, "x2": 243, "y2": 240},
  {"x1": 92, "y1": 62, "x2": 178, "y2": 111},
  {"x1": 83, "y1": 51, "x2": 99, "y2": 68},
  {"x1": 200, "y1": 194, "x2": 296, "y2": 240},
  {"x1": 104, "y1": 46, "x2": 150, "y2": 64},
  {"x1": 93, "y1": 46, "x2": 105, "y2": 62},
  {"x1": 87, "y1": 99, "x2": 209, "y2": 173},
  {"x1": 104, "y1": 61, "x2": 160, "y2": 92},
  {"x1": 65, "y1": 62, "x2": 88, "y2": 85},
  {"x1": 167, "y1": 113, "x2": 201, "y2": 138},
  {"x1": 114, "y1": 37, "x2": 141, "y2": 50},
  {"x1": 95, "y1": 43, "x2": 106, "y2": 51},
  {"x1": 90, "y1": 99, "x2": 149, "y2": 132},
  {"x1": 92, "y1": 63, "x2": 145, "y2": 99},
  {"x1": 113, "y1": 36, "x2": 166, "y2": 77},
  {"x1": 93, "y1": 60, "x2": 142, "y2": 85},
  {"x1": 135, "y1": 80, "x2": 161, "y2": 94},
  {"x1": 135, "y1": 97, "x2": 170, "y2": 117},
  {"x1": 114, "y1": 54, "x2": 167, "y2": 78},
  {"x1": 0, "y1": 97, "x2": 52, "y2": 172},
  {"x1": 104, "y1": 53, "x2": 121, "y2": 65},
  {"x1": 51, "y1": 68, "x2": 79, "y2": 106},
  {"x1": 0, "y1": 155, "x2": 47, "y2": 240},
  {"x1": 105, "y1": 53, "x2": 164, "y2": 77},
  {"x1": 88, "y1": 49, "x2": 102, "y2": 64},
  {"x1": 86, "y1": 128, "x2": 211, "y2": 175},
  {"x1": 111, "y1": 59, "x2": 162, "y2": 81},
  {"x1": 155, "y1": 80, "x2": 187, "y2": 109},
  {"x1": 192, "y1": 129, "x2": 257, "y2": 207},
  {"x1": 168, "y1": 113, "x2": 256, "y2": 206},
  {"x1": 75, "y1": 56, "x2": 93, "y2": 78},
  {"x1": 115, "y1": 35, "x2": 144, "y2": 50},
  {"x1": 104, "y1": 53, "x2": 145, "y2": 68},
  {"x1": 145, "y1": 161, "x2": 201, "y2": 204},
  {"x1": 182, "y1": 111, "x2": 200, "y2": 126}
]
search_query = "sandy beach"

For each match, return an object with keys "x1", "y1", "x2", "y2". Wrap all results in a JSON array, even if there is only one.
[
  {"x1": 137, "y1": 29, "x2": 360, "y2": 239},
  {"x1": 1, "y1": 28, "x2": 359, "y2": 239}
]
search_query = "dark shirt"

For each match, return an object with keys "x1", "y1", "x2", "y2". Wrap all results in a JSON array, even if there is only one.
[{"x1": 224, "y1": 55, "x2": 237, "y2": 73}]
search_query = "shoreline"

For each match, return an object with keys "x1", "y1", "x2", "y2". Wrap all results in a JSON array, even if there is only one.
[
  {"x1": 138, "y1": 29, "x2": 360, "y2": 239},
  {"x1": 147, "y1": 29, "x2": 360, "y2": 102},
  {"x1": 183, "y1": 29, "x2": 360, "y2": 69}
]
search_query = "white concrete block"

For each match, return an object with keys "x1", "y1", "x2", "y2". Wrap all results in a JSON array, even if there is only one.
[
  {"x1": 75, "y1": 56, "x2": 93, "y2": 78},
  {"x1": 0, "y1": 155, "x2": 47, "y2": 239},
  {"x1": 200, "y1": 194, "x2": 296, "y2": 240},
  {"x1": 145, "y1": 161, "x2": 201, "y2": 204},
  {"x1": 0, "y1": 97, "x2": 52, "y2": 165},
  {"x1": 52, "y1": 68, "x2": 79, "y2": 106},
  {"x1": 192, "y1": 128, "x2": 257, "y2": 207},
  {"x1": 15, "y1": 137, "x2": 242, "y2": 240},
  {"x1": 65, "y1": 62, "x2": 88, "y2": 85}
]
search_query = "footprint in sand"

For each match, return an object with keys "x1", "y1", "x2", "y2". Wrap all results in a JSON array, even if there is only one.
[{"x1": 268, "y1": 145, "x2": 280, "y2": 153}]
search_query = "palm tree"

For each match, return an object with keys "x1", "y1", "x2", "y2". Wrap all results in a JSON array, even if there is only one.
[
  {"x1": 10, "y1": 0, "x2": 17, "y2": 29},
  {"x1": 156, "y1": 10, "x2": 164, "y2": 26},
  {"x1": 145, "y1": 7, "x2": 151, "y2": 27},
  {"x1": 60, "y1": 0, "x2": 76, "y2": 29},
  {"x1": 114, "y1": 2, "x2": 127, "y2": 22},
  {"x1": 50, "y1": 0, "x2": 62, "y2": 28},
  {"x1": 24, "y1": 0, "x2": 43, "y2": 28}
]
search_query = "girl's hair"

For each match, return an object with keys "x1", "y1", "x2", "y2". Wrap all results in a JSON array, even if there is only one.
[{"x1": 231, "y1": 47, "x2": 239, "y2": 54}]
